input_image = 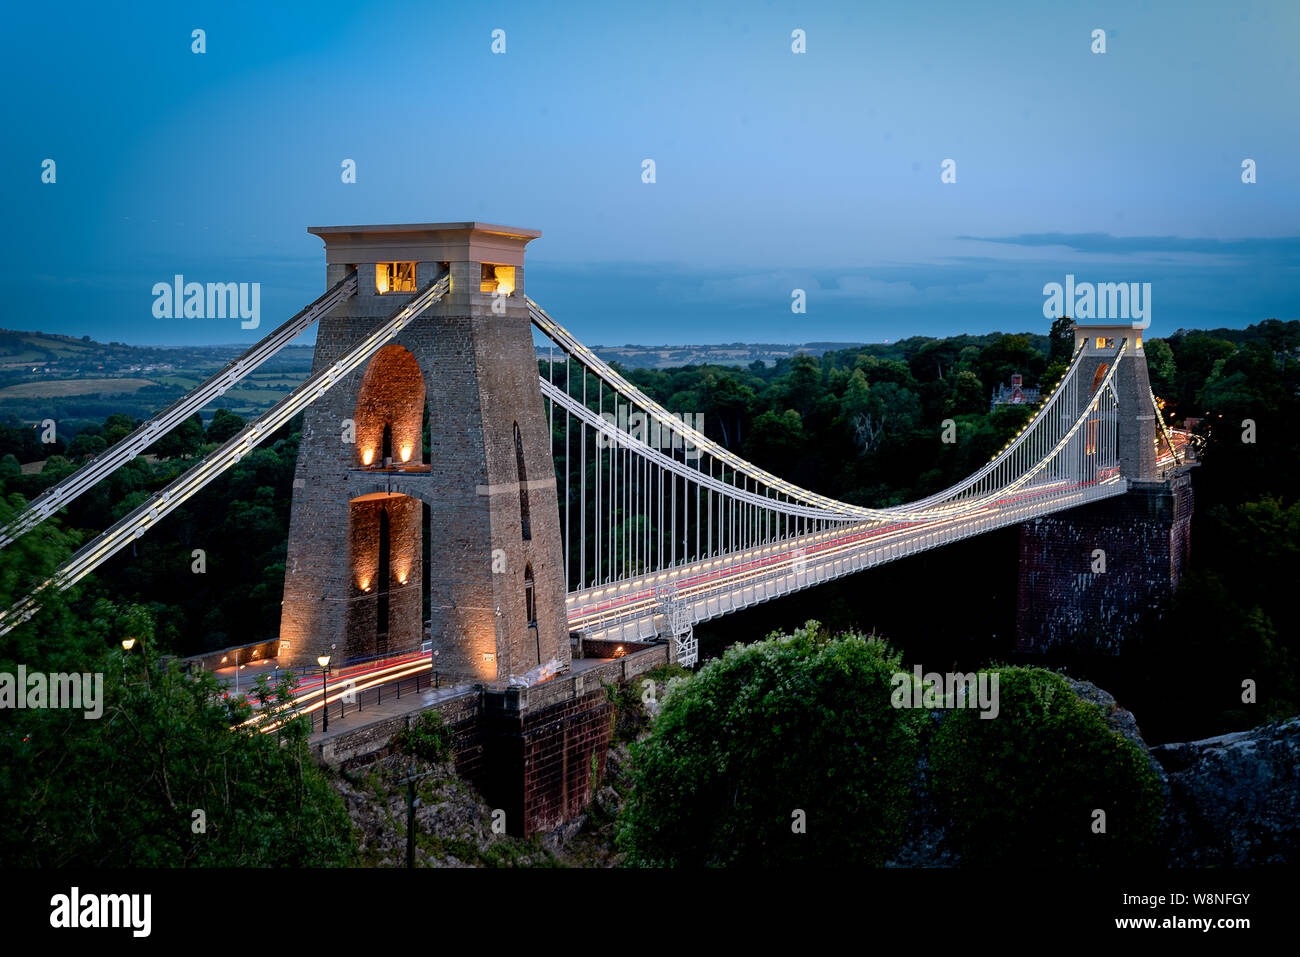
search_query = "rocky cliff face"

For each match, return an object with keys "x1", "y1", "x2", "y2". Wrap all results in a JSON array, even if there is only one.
[
  {"x1": 1152, "y1": 716, "x2": 1300, "y2": 867},
  {"x1": 886, "y1": 679, "x2": 1298, "y2": 867},
  {"x1": 339, "y1": 681, "x2": 1298, "y2": 867}
]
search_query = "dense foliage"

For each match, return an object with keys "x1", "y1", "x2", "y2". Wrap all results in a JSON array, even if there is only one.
[
  {"x1": 392, "y1": 710, "x2": 455, "y2": 764},
  {"x1": 0, "y1": 410, "x2": 298, "y2": 655},
  {"x1": 0, "y1": 495, "x2": 355, "y2": 867},
  {"x1": 928, "y1": 667, "x2": 1164, "y2": 867},
  {"x1": 2, "y1": 317, "x2": 1296, "y2": 738},
  {"x1": 618, "y1": 622, "x2": 925, "y2": 866}
]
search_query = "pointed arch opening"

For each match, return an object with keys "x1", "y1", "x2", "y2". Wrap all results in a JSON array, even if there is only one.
[
  {"x1": 1091, "y1": 363, "x2": 1109, "y2": 396},
  {"x1": 354, "y1": 344, "x2": 425, "y2": 470},
  {"x1": 524, "y1": 563, "x2": 536, "y2": 626},
  {"x1": 524, "y1": 563, "x2": 540, "y2": 664}
]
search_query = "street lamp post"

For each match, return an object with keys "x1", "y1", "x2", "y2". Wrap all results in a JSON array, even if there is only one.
[
  {"x1": 317, "y1": 655, "x2": 331, "y2": 732},
  {"x1": 121, "y1": 636, "x2": 142, "y2": 688}
]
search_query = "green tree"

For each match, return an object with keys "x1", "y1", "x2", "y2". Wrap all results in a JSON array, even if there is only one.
[
  {"x1": 776, "y1": 355, "x2": 822, "y2": 419},
  {"x1": 978, "y1": 333, "x2": 1043, "y2": 390},
  {"x1": 700, "y1": 374, "x2": 755, "y2": 448},
  {"x1": 618, "y1": 622, "x2": 925, "y2": 866},
  {"x1": 205, "y1": 408, "x2": 246, "y2": 444},
  {"x1": 0, "y1": 602, "x2": 355, "y2": 866},
  {"x1": 1047, "y1": 315, "x2": 1075, "y2": 367},
  {"x1": 744, "y1": 409, "x2": 805, "y2": 468},
  {"x1": 102, "y1": 413, "x2": 135, "y2": 446},
  {"x1": 1144, "y1": 338, "x2": 1177, "y2": 399},
  {"x1": 150, "y1": 412, "x2": 205, "y2": 459},
  {"x1": 946, "y1": 370, "x2": 985, "y2": 416},
  {"x1": 1170, "y1": 333, "x2": 1234, "y2": 410},
  {"x1": 929, "y1": 667, "x2": 1164, "y2": 867},
  {"x1": 67, "y1": 433, "x2": 107, "y2": 459}
]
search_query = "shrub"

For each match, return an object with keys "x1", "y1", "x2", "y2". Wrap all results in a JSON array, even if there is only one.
[
  {"x1": 928, "y1": 667, "x2": 1164, "y2": 867},
  {"x1": 618, "y1": 621, "x2": 925, "y2": 866},
  {"x1": 604, "y1": 663, "x2": 690, "y2": 744},
  {"x1": 394, "y1": 710, "x2": 455, "y2": 764}
]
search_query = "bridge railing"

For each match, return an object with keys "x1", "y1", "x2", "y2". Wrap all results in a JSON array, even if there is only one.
[
  {"x1": 240, "y1": 661, "x2": 480, "y2": 735},
  {"x1": 572, "y1": 472, "x2": 1129, "y2": 644}
]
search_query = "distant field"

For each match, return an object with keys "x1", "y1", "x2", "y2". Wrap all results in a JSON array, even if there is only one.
[
  {"x1": 18, "y1": 336, "x2": 95, "y2": 356},
  {"x1": 0, "y1": 377, "x2": 159, "y2": 398},
  {"x1": 155, "y1": 374, "x2": 205, "y2": 388}
]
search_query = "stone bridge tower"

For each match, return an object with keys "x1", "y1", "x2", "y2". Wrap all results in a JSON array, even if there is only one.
[
  {"x1": 1017, "y1": 320, "x2": 1194, "y2": 652},
  {"x1": 277, "y1": 223, "x2": 570, "y2": 685},
  {"x1": 1072, "y1": 321, "x2": 1158, "y2": 480}
]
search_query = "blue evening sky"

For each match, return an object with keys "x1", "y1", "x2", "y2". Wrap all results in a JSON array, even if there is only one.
[{"x1": 2, "y1": 0, "x2": 1297, "y2": 347}]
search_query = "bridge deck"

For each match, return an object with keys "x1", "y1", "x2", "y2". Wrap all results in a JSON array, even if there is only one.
[{"x1": 568, "y1": 476, "x2": 1127, "y2": 644}]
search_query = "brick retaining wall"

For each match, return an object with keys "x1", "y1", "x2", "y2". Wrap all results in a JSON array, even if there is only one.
[{"x1": 311, "y1": 644, "x2": 673, "y2": 835}]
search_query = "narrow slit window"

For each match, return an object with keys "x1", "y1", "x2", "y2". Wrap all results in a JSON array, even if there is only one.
[
  {"x1": 514, "y1": 422, "x2": 531, "y2": 540},
  {"x1": 524, "y1": 564, "x2": 536, "y2": 625}
]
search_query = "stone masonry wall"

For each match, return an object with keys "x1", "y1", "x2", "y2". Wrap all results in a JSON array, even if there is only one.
[{"x1": 1016, "y1": 470, "x2": 1194, "y2": 652}]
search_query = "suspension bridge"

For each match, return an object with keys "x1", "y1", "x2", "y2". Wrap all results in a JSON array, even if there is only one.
[{"x1": 0, "y1": 223, "x2": 1191, "y2": 727}]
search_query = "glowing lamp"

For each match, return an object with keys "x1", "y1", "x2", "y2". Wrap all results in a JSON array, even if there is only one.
[
  {"x1": 494, "y1": 266, "x2": 515, "y2": 296},
  {"x1": 317, "y1": 655, "x2": 331, "y2": 669},
  {"x1": 399, "y1": 445, "x2": 412, "y2": 463},
  {"x1": 122, "y1": 637, "x2": 137, "y2": 651},
  {"x1": 361, "y1": 448, "x2": 375, "y2": 466}
]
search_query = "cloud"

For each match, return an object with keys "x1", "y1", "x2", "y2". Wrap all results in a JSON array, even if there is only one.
[{"x1": 956, "y1": 233, "x2": 1300, "y2": 259}]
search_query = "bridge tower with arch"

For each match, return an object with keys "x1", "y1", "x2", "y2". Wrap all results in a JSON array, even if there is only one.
[
  {"x1": 277, "y1": 223, "x2": 570, "y2": 682},
  {"x1": 1015, "y1": 320, "x2": 1194, "y2": 652},
  {"x1": 1073, "y1": 321, "x2": 1159, "y2": 481}
]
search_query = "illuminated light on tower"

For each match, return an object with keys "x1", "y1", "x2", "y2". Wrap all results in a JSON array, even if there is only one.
[
  {"x1": 399, "y1": 445, "x2": 412, "y2": 463},
  {"x1": 362, "y1": 447, "x2": 375, "y2": 466}
]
